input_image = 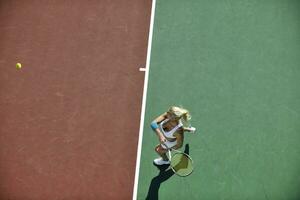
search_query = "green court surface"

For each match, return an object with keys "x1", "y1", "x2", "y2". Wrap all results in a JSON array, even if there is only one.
[{"x1": 136, "y1": 0, "x2": 300, "y2": 199}]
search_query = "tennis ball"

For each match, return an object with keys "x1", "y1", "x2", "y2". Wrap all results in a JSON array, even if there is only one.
[{"x1": 16, "y1": 63, "x2": 22, "y2": 69}]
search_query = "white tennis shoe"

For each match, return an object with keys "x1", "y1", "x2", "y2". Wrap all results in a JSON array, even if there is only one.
[{"x1": 153, "y1": 157, "x2": 170, "y2": 165}]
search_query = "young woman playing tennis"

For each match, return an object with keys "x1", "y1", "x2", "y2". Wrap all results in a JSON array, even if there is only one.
[{"x1": 150, "y1": 106, "x2": 196, "y2": 165}]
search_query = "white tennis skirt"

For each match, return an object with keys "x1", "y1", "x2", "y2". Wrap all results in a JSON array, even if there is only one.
[{"x1": 161, "y1": 140, "x2": 177, "y2": 149}]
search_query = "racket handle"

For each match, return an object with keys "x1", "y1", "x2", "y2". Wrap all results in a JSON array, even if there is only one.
[{"x1": 187, "y1": 126, "x2": 196, "y2": 133}]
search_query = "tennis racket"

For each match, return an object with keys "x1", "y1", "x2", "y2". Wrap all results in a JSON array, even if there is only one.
[{"x1": 162, "y1": 144, "x2": 194, "y2": 177}]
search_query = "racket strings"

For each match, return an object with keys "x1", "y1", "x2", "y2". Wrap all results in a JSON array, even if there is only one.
[{"x1": 170, "y1": 153, "x2": 193, "y2": 176}]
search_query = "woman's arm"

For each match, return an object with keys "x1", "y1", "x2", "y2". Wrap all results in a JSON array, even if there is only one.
[
  {"x1": 183, "y1": 126, "x2": 196, "y2": 133},
  {"x1": 151, "y1": 112, "x2": 168, "y2": 143},
  {"x1": 153, "y1": 112, "x2": 167, "y2": 124}
]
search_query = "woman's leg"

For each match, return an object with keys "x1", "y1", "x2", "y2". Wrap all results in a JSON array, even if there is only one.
[{"x1": 155, "y1": 144, "x2": 168, "y2": 161}]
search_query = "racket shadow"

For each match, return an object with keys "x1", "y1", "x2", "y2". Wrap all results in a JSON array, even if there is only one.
[{"x1": 146, "y1": 144, "x2": 190, "y2": 200}]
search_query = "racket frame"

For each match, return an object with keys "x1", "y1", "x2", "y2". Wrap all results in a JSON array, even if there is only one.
[{"x1": 162, "y1": 144, "x2": 194, "y2": 177}]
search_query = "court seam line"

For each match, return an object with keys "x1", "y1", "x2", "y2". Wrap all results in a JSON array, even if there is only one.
[{"x1": 132, "y1": 0, "x2": 156, "y2": 199}]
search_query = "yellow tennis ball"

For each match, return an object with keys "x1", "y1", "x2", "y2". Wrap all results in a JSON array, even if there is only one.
[{"x1": 16, "y1": 63, "x2": 22, "y2": 69}]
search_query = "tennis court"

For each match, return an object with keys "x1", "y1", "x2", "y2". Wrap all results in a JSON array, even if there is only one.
[
  {"x1": 134, "y1": 0, "x2": 300, "y2": 199},
  {"x1": 1, "y1": 0, "x2": 299, "y2": 199}
]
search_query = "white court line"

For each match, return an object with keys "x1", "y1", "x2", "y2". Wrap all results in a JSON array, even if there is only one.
[
  {"x1": 132, "y1": 0, "x2": 156, "y2": 199},
  {"x1": 139, "y1": 68, "x2": 146, "y2": 72}
]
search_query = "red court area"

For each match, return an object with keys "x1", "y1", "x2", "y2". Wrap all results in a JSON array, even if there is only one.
[{"x1": 0, "y1": 1, "x2": 151, "y2": 199}]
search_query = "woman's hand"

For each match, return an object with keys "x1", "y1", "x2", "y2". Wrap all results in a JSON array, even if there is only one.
[
  {"x1": 184, "y1": 126, "x2": 196, "y2": 133},
  {"x1": 153, "y1": 126, "x2": 167, "y2": 144}
]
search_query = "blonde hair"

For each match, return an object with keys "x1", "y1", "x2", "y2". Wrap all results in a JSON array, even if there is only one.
[{"x1": 168, "y1": 106, "x2": 191, "y2": 127}]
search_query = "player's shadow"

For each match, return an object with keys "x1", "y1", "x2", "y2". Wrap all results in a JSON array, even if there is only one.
[{"x1": 145, "y1": 144, "x2": 190, "y2": 200}]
